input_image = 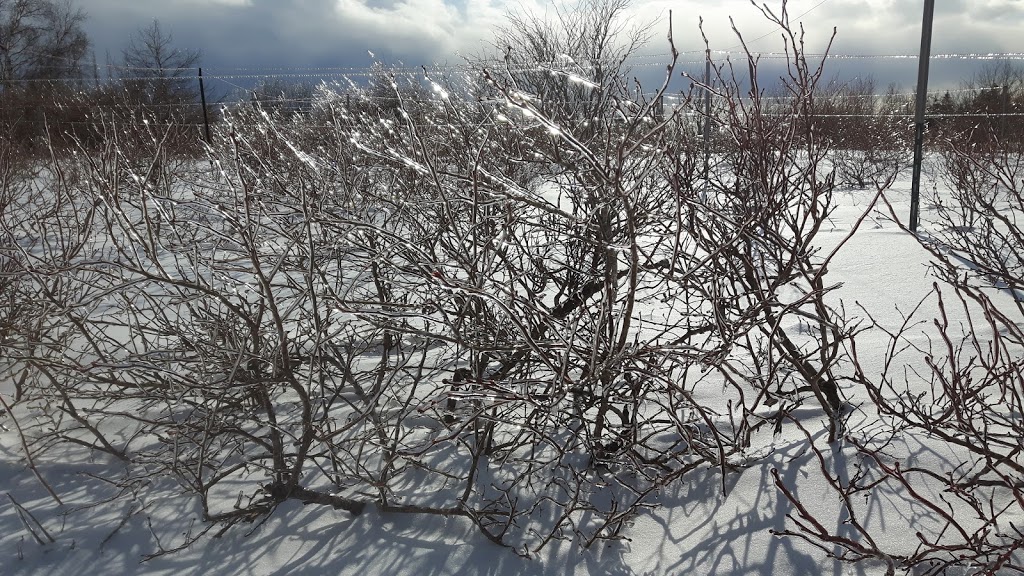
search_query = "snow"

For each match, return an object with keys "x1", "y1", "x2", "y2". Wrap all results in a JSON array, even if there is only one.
[{"x1": 0, "y1": 163, "x2": 1019, "y2": 576}]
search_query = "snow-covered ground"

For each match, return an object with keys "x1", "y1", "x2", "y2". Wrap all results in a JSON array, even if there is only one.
[{"x1": 0, "y1": 165, "x2": 1018, "y2": 576}]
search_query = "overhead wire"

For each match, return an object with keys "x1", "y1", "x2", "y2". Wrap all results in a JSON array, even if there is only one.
[
  {"x1": 10, "y1": 48, "x2": 1024, "y2": 87},
  {"x1": 719, "y1": 0, "x2": 834, "y2": 51}
]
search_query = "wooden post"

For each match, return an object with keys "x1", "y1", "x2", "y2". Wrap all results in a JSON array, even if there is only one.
[
  {"x1": 703, "y1": 59, "x2": 711, "y2": 166},
  {"x1": 1001, "y1": 84, "x2": 1009, "y2": 142},
  {"x1": 702, "y1": 57, "x2": 712, "y2": 204},
  {"x1": 909, "y1": 0, "x2": 935, "y2": 233},
  {"x1": 198, "y1": 67, "x2": 212, "y2": 144}
]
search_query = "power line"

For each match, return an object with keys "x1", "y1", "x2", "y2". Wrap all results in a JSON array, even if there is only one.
[
  {"x1": 718, "y1": 0, "x2": 834, "y2": 52},
  {"x1": 18, "y1": 110, "x2": 1024, "y2": 132},
  {"x1": 0, "y1": 81, "x2": 999, "y2": 114},
  {"x1": 10, "y1": 49, "x2": 1024, "y2": 86}
]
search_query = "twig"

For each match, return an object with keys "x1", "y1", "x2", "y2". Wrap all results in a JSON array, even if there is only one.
[
  {"x1": 7, "y1": 493, "x2": 55, "y2": 545},
  {"x1": 0, "y1": 393, "x2": 62, "y2": 505}
]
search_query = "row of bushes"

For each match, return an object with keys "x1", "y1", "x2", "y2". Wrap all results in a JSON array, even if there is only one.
[{"x1": 1, "y1": 2, "x2": 1022, "y2": 572}]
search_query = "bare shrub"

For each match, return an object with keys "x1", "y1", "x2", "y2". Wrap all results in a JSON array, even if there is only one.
[
  {"x1": 770, "y1": 115, "x2": 1024, "y2": 575},
  {"x1": 688, "y1": 3, "x2": 881, "y2": 444},
  {"x1": 5, "y1": 0, "x2": 877, "y2": 560},
  {"x1": 818, "y1": 78, "x2": 911, "y2": 189}
]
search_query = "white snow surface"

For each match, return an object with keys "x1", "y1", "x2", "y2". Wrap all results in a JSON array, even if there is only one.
[{"x1": 0, "y1": 175, "x2": 1016, "y2": 576}]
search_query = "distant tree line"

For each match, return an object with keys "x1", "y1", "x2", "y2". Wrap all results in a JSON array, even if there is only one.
[
  {"x1": 0, "y1": 0, "x2": 203, "y2": 154},
  {"x1": 3, "y1": 0, "x2": 1024, "y2": 161},
  {"x1": 928, "y1": 61, "x2": 1024, "y2": 145}
]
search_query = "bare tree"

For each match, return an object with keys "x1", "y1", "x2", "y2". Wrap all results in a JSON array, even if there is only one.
[
  {"x1": 120, "y1": 20, "x2": 200, "y2": 121},
  {"x1": 0, "y1": 0, "x2": 88, "y2": 88},
  {"x1": 0, "y1": 0, "x2": 89, "y2": 152}
]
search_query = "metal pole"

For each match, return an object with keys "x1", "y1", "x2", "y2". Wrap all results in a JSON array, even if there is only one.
[
  {"x1": 1001, "y1": 84, "x2": 1009, "y2": 142},
  {"x1": 198, "y1": 67, "x2": 212, "y2": 144},
  {"x1": 703, "y1": 58, "x2": 711, "y2": 199},
  {"x1": 909, "y1": 0, "x2": 935, "y2": 232}
]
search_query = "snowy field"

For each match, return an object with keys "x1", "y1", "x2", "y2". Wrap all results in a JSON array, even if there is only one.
[{"x1": 2, "y1": 153, "x2": 1019, "y2": 576}]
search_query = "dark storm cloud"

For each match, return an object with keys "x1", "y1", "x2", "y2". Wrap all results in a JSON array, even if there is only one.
[
  {"x1": 681, "y1": 0, "x2": 1024, "y2": 89},
  {"x1": 81, "y1": 0, "x2": 506, "y2": 72},
  {"x1": 77, "y1": 0, "x2": 1024, "y2": 92}
]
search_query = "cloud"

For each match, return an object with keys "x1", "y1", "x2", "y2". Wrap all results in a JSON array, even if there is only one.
[
  {"x1": 326, "y1": 0, "x2": 507, "y2": 59},
  {"x1": 77, "y1": 0, "x2": 1024, "y2": 92},
  {"x1": 197, "y1": 0, "x2": 254, "y2": 6}
]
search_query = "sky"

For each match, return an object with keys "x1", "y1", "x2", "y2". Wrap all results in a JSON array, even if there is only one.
[{"x1": 78, "y1": 0, "x2": 1024, "y2": 95}]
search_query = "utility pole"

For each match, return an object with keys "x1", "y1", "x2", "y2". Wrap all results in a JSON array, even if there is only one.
[{"x1": 909, "y1": 0, "x2": 935, "y2": 232}]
